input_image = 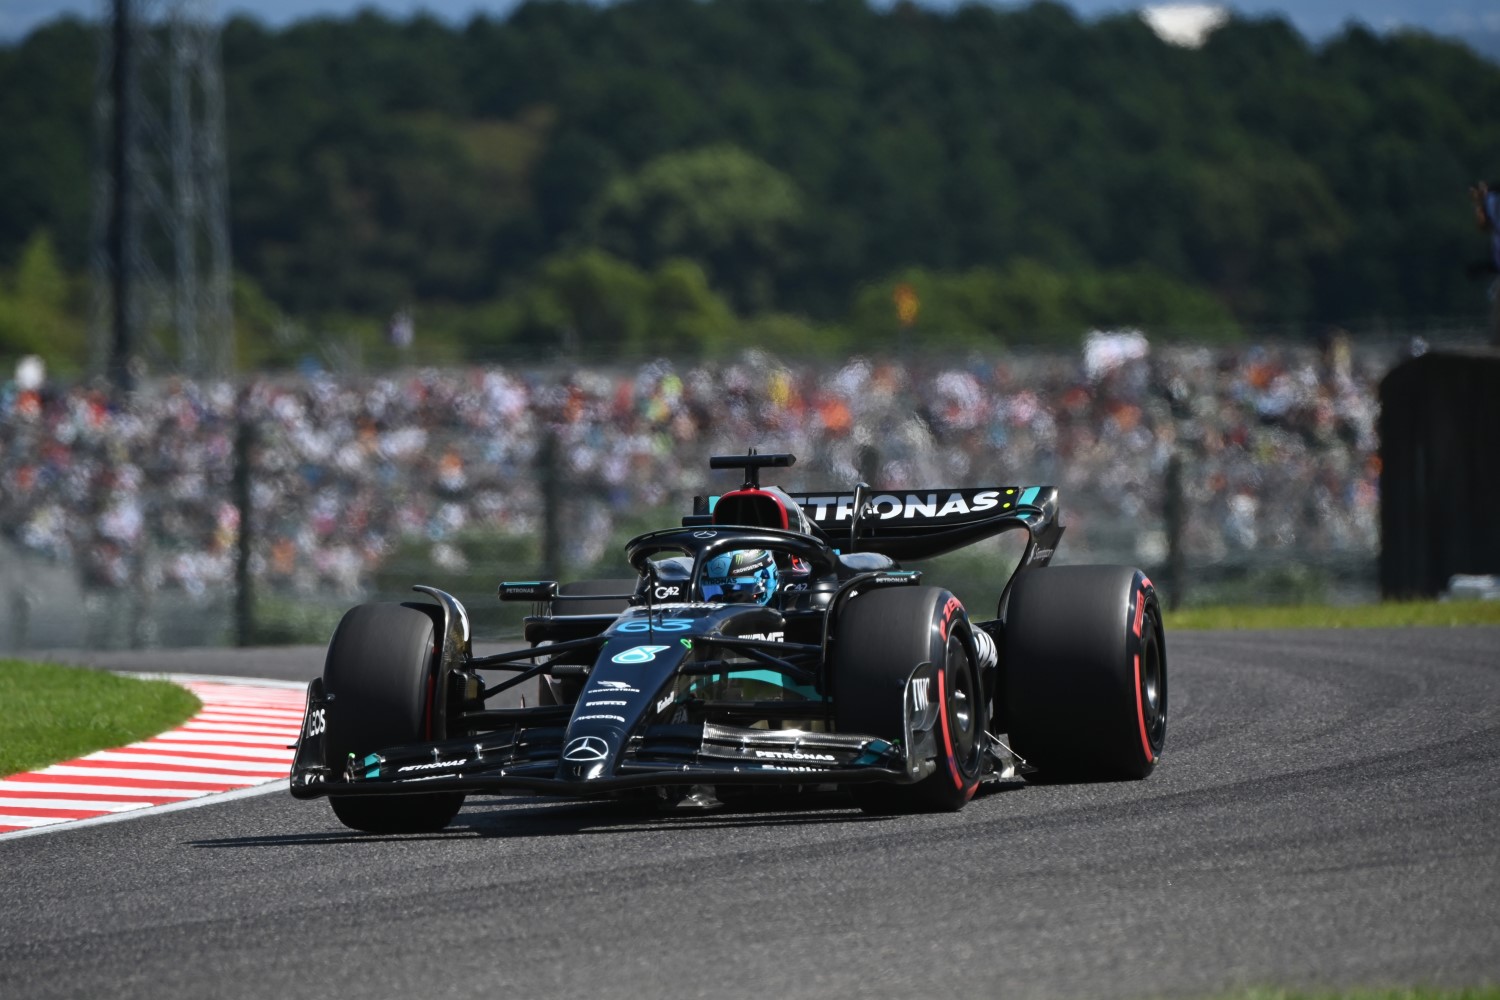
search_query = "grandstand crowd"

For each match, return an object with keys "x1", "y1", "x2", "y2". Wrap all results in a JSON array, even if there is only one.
[{"x1": 0, "y1": 338, "x2": 1383, "y2": 601}]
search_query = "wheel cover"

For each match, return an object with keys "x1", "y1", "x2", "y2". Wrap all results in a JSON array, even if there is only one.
[
  {"x1": 1138, "y1": 611, "x2": 1167, "y2": 750},
  {"x1": 945, "y1": 635, "x2": 982, "y2": 773}
]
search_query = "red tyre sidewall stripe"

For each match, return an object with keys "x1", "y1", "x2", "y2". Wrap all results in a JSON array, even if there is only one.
[
  {"x1": 1133, "y1": 651, "x2": 1153, "y2": 763},
  {"x1": 1130, "y1": 576, "x2": 1155, "y2": 763},
  {"x1": 935, "y1": 668, "x2": 963, "y2": 791},
  {"x1": 939, "y1": 598, "x2": 981, "y2": 800}
]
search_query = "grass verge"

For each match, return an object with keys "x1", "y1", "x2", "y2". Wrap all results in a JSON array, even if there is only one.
[
  {"x1": 0, "y1": 660, "x2": 201, "y2": 778},
  {"x1": 1164, "y1": 600, "x2": 1500, "y2": 631}
]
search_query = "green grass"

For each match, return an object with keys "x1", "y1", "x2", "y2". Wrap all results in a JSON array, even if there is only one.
[
  {"x1": 0, "y1": 661, "x2": 201, "y2": 778},
  {"x1": 1163, "y1": 599, "x2": 1500, "y2": 631}
]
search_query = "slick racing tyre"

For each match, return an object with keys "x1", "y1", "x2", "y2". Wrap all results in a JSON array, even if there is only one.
[
  {"x1": 538, "y1": 579, "x2": 637, "y2": 706},
  {"x1": 1002, "y1": 566, "x2": 1166, "y2": 780},
  {"x1": 833, "y1": 586, "x2": 986, "y2": 813},
  {"x1": 322, "y1": 601, "x2": 465, "y2": 833}
]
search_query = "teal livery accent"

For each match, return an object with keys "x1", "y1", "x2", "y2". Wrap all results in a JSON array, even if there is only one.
[
  {"x1": 1016, "y1": 486, "x2": 1041, "y2": 519},
  {"x1": 365, "y1": 767, "x2": 381, "y2": 778},
  {"x1": 852, "y1": 739, "x2": 896, "y2": 766},
  {"x1": 689, "y1": 668, "x2": 818, "y2": 700}
]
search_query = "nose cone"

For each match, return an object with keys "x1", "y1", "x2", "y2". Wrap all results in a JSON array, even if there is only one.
[{"x1": 558, "y1": 733, "x2": 620, "y2": 782}]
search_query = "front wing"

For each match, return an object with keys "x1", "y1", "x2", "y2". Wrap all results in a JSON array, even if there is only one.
[{"x1": 288, "y1": 661, "x2": 951, "y2": 799}]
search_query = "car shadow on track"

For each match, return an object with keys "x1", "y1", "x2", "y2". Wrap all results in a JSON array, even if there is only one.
[{"x1": 188, "y1": 782, "x2": 1023, "y2": 849}]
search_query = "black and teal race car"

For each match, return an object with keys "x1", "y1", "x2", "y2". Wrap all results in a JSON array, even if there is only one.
[{"x1": 290, "y1": 452, "x2": 1167, "y2": 833}]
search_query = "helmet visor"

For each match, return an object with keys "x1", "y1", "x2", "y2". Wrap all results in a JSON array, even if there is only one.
[{"x1": 701, "y1": 577, "x2": 770, "y2": 604}]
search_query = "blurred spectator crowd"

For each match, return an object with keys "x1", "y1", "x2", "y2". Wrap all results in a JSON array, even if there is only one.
[{"x1": 0, "y1": 338, "x2": 1382, "y2": 600}]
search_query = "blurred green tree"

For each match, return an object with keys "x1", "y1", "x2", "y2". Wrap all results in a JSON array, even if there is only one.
[
  {"x1": 0, "y1": 231, "x2": 87, "y2": 372},
  {"x1": 4, "y1": 0, "x2": 1499, "y2": 359},
  {"x1": 587, "y1": 144, "x2": 804, "y2": 313}
]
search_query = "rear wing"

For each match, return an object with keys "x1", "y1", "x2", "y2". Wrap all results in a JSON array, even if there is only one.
[{"x1": 695, "y1": 486, "x2": 1063, "y2": 563}]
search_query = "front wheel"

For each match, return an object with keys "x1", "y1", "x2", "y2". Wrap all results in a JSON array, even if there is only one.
[
  {"x1": 832, "y1": 586, "x2": 986, "y2": 812},
  {"x1": 1002, "y1": 566, "x2": 1166, "y2": 781},
  {"x1": 322, "y1": 602, "x2": 465, "y2": 833}
]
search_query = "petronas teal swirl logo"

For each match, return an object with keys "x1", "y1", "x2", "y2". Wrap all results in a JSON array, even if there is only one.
[{"x1": 611, "y1": 645, "x2": 670, "y2": 664}]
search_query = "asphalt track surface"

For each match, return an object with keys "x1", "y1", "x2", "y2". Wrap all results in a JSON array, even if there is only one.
[{"x1": 3, "y1": 627, "x2": 1498, "y2": 1000}]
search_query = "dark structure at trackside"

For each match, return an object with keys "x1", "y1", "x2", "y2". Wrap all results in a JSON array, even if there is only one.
[{"x1": 1379, "y1": 349, "x2": 1500, "y2": 598}]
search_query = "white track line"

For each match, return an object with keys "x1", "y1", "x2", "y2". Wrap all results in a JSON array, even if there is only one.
[
  {"x1": 152, "y1": 731, "x2": 296, "y2": 746},
  {"x1": 0, "y1": 780, "x2": 208, "y2": 798},
  {"x1": 0, "y1": 815, "x2": 73, "y2": 829},
  {"x1": 192, "y1": 710, "x2": 306, "y2": 721},
  {"x1": 120, "y1": 742, "x2": 295, "y2": 759},
  {"x1": 0, "y1": 797, "x2": 153, "y2": 812},
  {"x1": 172, "y1": 721, "x2": 301, "y2": 735},
  {"x1": 39, "y1": 763, "x2": 273, "y2": 784},
  {"x1": 0, "y1": 674, "x2": 307, "y2": 842},
  {"x1": 85, "y1": 751, "x2": 293, "y2": 770}
]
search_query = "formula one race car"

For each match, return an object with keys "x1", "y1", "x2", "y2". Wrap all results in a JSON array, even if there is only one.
[{"x1": 290, "y1": 452, "x2": 1166, "y2": 832}]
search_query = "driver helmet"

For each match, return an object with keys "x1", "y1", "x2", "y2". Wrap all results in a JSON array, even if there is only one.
[{"x1": 701, "y1": 548, "x2": 779, "y2": 605}]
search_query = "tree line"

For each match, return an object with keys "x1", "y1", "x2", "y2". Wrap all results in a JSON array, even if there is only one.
[{"x1": 1, "y1": 0, "x2": 1498, "y2": 372}]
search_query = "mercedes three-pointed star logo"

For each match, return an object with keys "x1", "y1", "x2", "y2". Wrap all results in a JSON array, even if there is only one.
[{"x1": 562, "y1": 736, "x2": 609, "y2": 762}]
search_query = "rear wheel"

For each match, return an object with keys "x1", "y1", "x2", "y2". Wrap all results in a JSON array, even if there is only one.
[
  {"x1": 1002, "y1": 566, "x2": 1166, "y2": 780},
  {"x1": 833, "y1": 586, "x2": 985, "y2": 813},
  {"x1": 323, "y1": 602, "x2": 465, "y2": 833}
]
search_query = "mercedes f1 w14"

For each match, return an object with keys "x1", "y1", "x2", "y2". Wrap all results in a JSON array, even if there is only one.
[{"x1": 290, "y1": 452, "x2": 1167, "y2": 832}]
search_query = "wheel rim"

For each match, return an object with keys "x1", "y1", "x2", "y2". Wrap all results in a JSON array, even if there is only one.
[
  {"x1": 1138, "y1": 611, "x2": 1166, "y2": 749},
  {"x1": 946, "y1": 636, "x2": 980, "y2": 768}
]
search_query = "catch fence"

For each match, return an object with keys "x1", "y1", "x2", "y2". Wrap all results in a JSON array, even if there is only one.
[{"x1": 2, "y1": 332, "x2": 1469, "y2": 651}]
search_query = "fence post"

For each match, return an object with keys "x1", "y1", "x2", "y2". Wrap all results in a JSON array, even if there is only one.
[
  {"x1": 234, "y1": 384, "x2": 255, "y2": 645},
  {"x1": 539, "y1": 428, "x2": 562, "y2": 581},
  {"x1": 857, "y1": 444, "x2": 881, "y2": 487},
  {"x1": 9, "y1": 588, "x2": 27, "y2": 653},
  {"x1": 1163, "y1": 450, "x2": 1185, "y2": 610}
]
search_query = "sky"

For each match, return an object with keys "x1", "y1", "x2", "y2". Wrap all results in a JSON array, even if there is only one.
[{"x1": 3, "y1": 0, "x2": 1499, "y2": 44}]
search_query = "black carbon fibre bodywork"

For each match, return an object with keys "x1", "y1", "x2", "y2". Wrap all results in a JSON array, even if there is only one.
[{"x1": 290, "y1": 454, "x2": 1075, "y2": 808}]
